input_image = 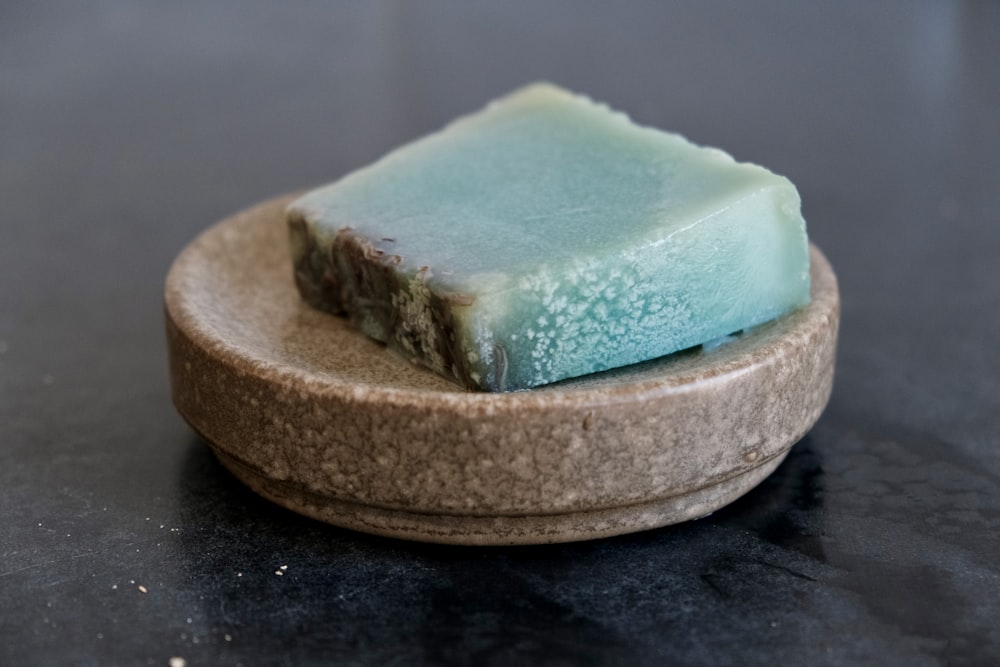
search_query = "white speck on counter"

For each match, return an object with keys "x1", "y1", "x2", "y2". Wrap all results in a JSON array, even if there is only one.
[
  {"x1": 169, "y1": 658, "x2": 187, "y2": 667},
  {"x1": 138, "y1": 585, "x2": 148, "y2": 593}
]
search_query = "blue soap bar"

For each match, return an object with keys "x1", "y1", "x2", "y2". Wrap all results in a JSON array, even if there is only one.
[{"x1": 288, "y1": 83, "x2": 810, "y2": 391}]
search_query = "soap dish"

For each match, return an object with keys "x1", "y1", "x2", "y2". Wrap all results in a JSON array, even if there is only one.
[{"x1": 165, "y1": 194, "x2": 839, "y2": 545}]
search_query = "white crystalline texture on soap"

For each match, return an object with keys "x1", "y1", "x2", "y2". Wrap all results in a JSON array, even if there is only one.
[{"x1": 287, "y1": 83, "x2": 810, "y2": 391}]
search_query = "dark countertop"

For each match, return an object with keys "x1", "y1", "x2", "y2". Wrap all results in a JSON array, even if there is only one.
[{"x1": 2, "y1": 2, "x2": 998, "y2": 665}]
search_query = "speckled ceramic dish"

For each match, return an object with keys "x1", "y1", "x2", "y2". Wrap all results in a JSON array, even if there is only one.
[{"x1": 165, "y1": 194, "x2": 839, "y2": 545}]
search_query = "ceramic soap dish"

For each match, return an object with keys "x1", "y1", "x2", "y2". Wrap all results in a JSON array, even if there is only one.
[{"x1": 165, "y1": 194, "x2": 839, "y2": 545}]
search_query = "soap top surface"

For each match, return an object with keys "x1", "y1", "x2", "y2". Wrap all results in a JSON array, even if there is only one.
[{"x1": 290, "y1": 83, "x2": 797, "y2": 295}]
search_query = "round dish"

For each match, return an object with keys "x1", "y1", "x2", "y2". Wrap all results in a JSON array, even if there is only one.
[{"x1": 165, "y1": 194, "x2": 839, "y2": 545}]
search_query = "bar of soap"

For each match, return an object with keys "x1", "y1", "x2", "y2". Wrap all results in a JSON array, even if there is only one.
[{"x1": 288, "y1": 83, "x2": 810, "y2": 392}]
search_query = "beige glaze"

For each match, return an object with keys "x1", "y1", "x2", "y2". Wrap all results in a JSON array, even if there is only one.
[{"x1": 165, "y1": 194, "x2": 840, "y2": 545}]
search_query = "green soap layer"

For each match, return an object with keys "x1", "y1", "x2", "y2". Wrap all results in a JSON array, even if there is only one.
[{"x1": 288, "y1": 83, "x2": 810, "y2": 391}]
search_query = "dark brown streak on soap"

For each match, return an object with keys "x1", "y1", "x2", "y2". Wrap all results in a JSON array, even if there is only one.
[
  {"x1": 493, "y1": 344, "x2": 508, "y2": 392},
  {"x1": 441, "y1": 293, "x2": 475, "y2": 307},
  {"x1": 288, "y1": 212, "x2": 343, "y2": 313},
  {"x1": 290, "y1": 218, "x2": 484, "y2": 390}
]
